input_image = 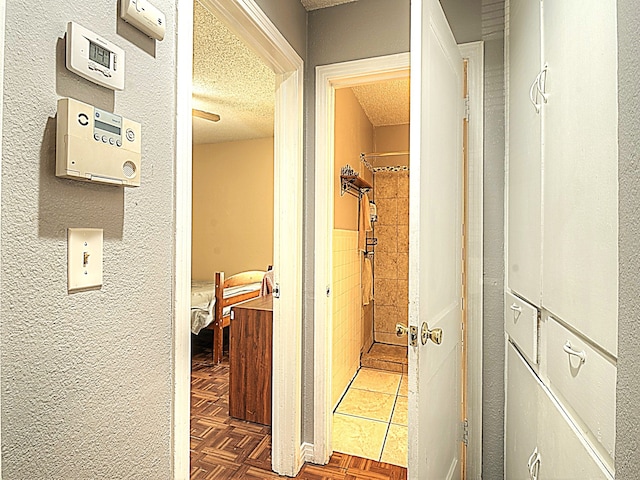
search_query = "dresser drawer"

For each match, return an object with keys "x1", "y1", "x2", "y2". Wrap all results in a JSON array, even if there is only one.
[
  {"x1": 546, "y1": 317, "x2": 616, "y2": 469},
  {"x1": 505, "y1": 291, "x2": 538, "y2": 364}
]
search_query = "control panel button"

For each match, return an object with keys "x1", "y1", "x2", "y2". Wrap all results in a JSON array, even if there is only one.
[
  {"x1": 101, "y1": 136, "x2": 108, "y2": 143},
  {"x1": 109, "y1": 138, "x2": 115, "y2": 145},
  {"x1": 116, "y1": 140, "x2": 122, "y2": 147},
  {"x1": 125, "y1": 129, "x2": 135, "y2": 142},
  {"x1": 94, "y1": 133, "x2": 100, "y2": 141}
]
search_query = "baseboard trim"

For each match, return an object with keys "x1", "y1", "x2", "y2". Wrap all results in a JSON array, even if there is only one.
[{"x1": 300, "y1": 442, "x2": 315, "y2": 464}]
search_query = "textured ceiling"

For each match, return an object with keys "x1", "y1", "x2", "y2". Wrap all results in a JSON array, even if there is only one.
[
  {"x1": 351, "y1": 78, "x2": 411, "y2": 127},
  {"x1": 300, "y1": 0, "x2": 358, "y2": 10},
  {"x1": 192, "y1": 0, "x2": 275, "y2": 145},
  {"x1": 192, "y1": 0, "x2": 406, "y2": 145}
]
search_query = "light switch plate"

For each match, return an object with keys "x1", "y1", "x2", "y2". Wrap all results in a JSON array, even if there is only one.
[{"x1": 68, "y1": 228, "x2": 103, "y2": 291}]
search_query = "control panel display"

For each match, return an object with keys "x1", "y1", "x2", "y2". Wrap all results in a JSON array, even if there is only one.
[
  {"x1": 56, "y1": 98, "x2": 141, "y2": 187},
  {"x1": 89, "y1": 41, "x2": 111, "y2": 68},
  {"x1": 66, "y1": 22, "x2": 125, "y2": 90}
]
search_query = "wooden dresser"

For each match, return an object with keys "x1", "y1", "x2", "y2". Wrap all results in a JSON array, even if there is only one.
[{"x1": 229, "y1": 294, "x2": 273, "y2": 426}]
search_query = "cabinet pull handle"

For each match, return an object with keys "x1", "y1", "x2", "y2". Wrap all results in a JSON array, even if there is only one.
[
  {"x1": 510, "y1": 303, "x2": 522, "y2": 313},
  {"x1": 563, "y1": 340, "x2": 586, "y2": 364},
  {"x1": 527, "y1": 447, "x2": 541, "y2": 480},
  {"x1": 529, "y1": 73, "x2": 541, "y2": 114},
  {"x1": 537, "y1": 64, "x2": 548, "y2": 104}
]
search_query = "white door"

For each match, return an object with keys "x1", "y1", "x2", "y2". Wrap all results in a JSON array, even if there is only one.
[{"x1": 408, "y1": 1, "x2": 464, "y2": 479}]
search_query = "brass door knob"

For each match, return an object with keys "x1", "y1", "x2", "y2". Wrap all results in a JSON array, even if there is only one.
[
  {"x1": 421, "y1": 322, "x2": 443, "y2": 345},
  {"x1": 396, "y1": 323, "x2": 409, "y2": 337}
]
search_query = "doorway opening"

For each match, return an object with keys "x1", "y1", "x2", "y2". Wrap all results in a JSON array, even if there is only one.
[
  {"x1": 173, "y1": 0, "x2": 304, "y2": 477},
  {"x1": 190, "y1": 0, "x2": 276, "y2": 475},
  {"x1": 330, "y1": 79, "x2": 411, "y2": 467},
  {"x1": 313, "y1": 45, "x2": 483, "y2": 478}
]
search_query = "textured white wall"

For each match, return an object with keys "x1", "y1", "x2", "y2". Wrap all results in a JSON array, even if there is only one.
[
  {"x1": 1, "y1": 1, "x2": 176, "y2": 477},
  {"x1": 616, "y1": 0, "x2": 640, "y2": 476}
]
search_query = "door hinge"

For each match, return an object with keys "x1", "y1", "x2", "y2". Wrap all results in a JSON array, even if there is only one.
[
  {"x1": 273, "y1": 283, "x2": 280, "y2": 298},
  {"x1": 461, "y1": 419, "x2": 469, "y2": 446},
  {"x1": 463, "y1": 95, "x2": 470, "y2": 121}
]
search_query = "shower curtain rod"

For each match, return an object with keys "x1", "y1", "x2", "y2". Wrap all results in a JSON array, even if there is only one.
[{"x1": 361, "y1": 151, "x2": 410, "y2": 159}]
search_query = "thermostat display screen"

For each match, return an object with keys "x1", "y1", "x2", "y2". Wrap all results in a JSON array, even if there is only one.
[
  {"x1": 95, "y1": 120, "x2": 121, "y2": 135},
  {"x1": 89, "y1": 41, "x2": 111, "y2": 68}
]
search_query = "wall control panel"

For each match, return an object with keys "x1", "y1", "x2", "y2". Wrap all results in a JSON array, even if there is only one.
[
  {"x1": 66, "y1": 22, "x2": 125, "y2": 90},
  {"x1": 121, "y1": 0, "x2": 166, "y2": 41},
  {"x1": 56, "y1": 97, "x2": 141, "y2": 187}
]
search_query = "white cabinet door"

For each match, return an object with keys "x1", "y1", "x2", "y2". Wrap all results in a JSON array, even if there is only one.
[
  {"x1": 506, "y1": 342, "x2": 539, "y2": 480},
  {"x1": 545, "y1": 317, "x2": 616, "y2": 471},
  {"x1": 537, "y1": 371, "x2": 613, "y2": 480},
  {"x1": 506, "y1": 342, "x2": 612, "y2": 480},
  {"x1": 507, "y1": 0, "x2": 542, "y2": 305},
  {"x1": 541, "y1": 0, "x2": 618, "y2": 356}
]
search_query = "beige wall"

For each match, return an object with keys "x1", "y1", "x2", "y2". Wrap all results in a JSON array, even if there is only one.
[
  {"x1": 334, "y1": 88, "x2": 374, "y2": 230},
  {"x1": 331, "y1": 229, "x2": 362, "y2": 407},
  {"x1": 192, "y1": 137, "x2": 274, "y2": 280},
  {"x1": 373, "y1": 124, "x2": 410, "y2": 167}
]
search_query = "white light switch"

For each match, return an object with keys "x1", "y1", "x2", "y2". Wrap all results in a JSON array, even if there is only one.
[{"x1": 68, "y1": 228, "x2": 103, "y2": 291}]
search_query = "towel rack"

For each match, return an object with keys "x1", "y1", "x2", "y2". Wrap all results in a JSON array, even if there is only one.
[
  {"x1": 340, "y1": 174, "x2": 372, "y2": 198},
  {"x1": 365, "y1": 237, "x2": 377, "y2": 256}
]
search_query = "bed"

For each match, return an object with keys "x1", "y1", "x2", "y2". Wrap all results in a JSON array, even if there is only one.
[{"x1": 191, "y1": 270, "x2": 266, "y2": 364}]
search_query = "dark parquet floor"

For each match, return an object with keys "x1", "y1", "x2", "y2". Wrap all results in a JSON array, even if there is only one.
[{"x1": 190, "y1": 336, "x2": 407, "y2": 480}]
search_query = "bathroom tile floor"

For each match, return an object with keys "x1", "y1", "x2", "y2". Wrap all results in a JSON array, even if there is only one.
[{"x1": 333, "y1": 367, "x2": 409, "y2": 468}]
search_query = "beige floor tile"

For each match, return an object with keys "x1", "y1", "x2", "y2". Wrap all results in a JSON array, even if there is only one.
[
  {"x1": 381, "y1": 424, "x2": 408, "y2": 467},
  {"x1": 399, "y1": 376, "x2": 408, "y2": 396},
  {"x1": 361, "y1": 355, "x2": 404, "y2": 373},
  {"x1": 391, "y1": 396, "x2": 408, "y2": 426},
  {"x1": 368, "y1": 343, "x2": 408, "y2": 364},
  {"x1": 351, "y1": 368, "x2": 401, "y2": 395},
  {"x1": 332, "y1": 413, "x2": 388, "y2": 461},
  {"x1": 336, "y1": 388, "x2": 396, "y2": 422}
]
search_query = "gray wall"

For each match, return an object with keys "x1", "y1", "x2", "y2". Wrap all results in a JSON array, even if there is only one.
[
  {"x1": 304, "y1": 0, "x2": 411, "y2": 444},
  {"x1": 478, "y1": 1, "x2": 505, "y2": 478},
  {"x1": 615, "y1": 0, "x2": 640, "y2": 477},
  {"x1": 254, "y1": 0, "x2": 307, "y2": 59},
  {"x1": 305, "y1": 1, "x2": 506, "y2": 477},
  {"x1": 1, "y1": 1, "x2": 176, "y2": 477}
]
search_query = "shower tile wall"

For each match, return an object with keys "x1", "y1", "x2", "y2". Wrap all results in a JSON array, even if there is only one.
[
  {"x1": 373, "y1": 171, "x2": 409, "y2": 346},
  {"x1": 332, "y1": 229, "x2": 362, "y2": 407}
]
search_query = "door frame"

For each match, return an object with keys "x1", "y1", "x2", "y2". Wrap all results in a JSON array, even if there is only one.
[
  {"x1": 313, "y1": 43, "x2": 483, "y2": 477},
  {"x1": 173, "y1": 1, "x2": 304, "y2": 478},
  {"x1": 0, "y1": 0, "x2": 5, "y2": 475}
]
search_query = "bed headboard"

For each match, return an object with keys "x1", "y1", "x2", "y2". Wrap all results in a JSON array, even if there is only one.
[{"x1": 223, "y1": 270, "x2": 266, "y2": 288}]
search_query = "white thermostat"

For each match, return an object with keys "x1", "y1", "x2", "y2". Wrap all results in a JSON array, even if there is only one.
[
  {"x1": 56, "y1": 97, "x2": 141, "y2": 187},
  {"x1": 121, "y1": 0, "x2": 166, "y2": 41},
  {"x1": 66, "y1": 22, "x2": 125, "y2": 90}
]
